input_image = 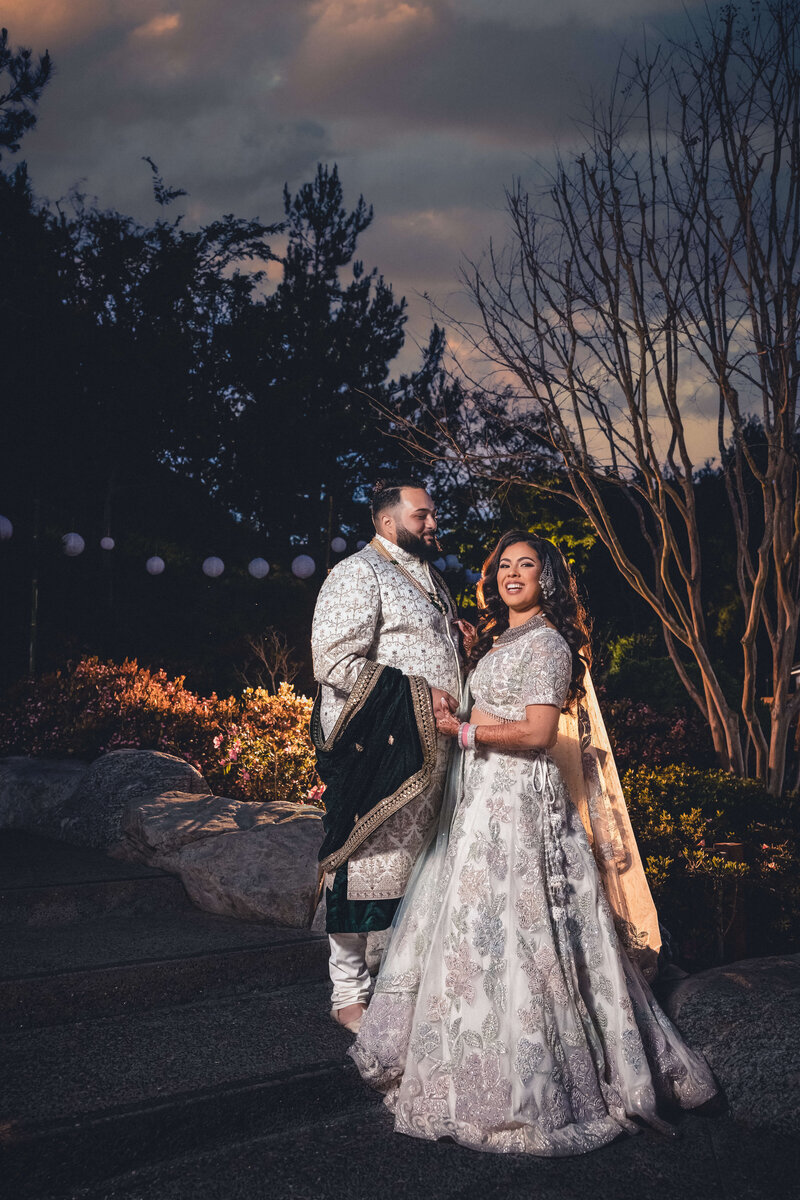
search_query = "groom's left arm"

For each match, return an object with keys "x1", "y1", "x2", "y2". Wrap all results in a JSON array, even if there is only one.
[{"x1": 311, "y1": 557, "x2": 381, "y2": 698}]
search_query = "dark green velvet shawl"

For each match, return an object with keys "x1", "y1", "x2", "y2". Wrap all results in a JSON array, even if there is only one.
[{"x1": 311, "y1": 661, "x2": 436, "y2": 934}]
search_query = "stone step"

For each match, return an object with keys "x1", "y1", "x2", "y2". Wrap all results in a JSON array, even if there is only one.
[
  {"x1": 2, "y1": 981, "x2": 370, "y2": 1198},
  {"x1": 0, "y1": 910, "x2": 329, "y2": 1029},
  {"x1": 0, "y1": 830, "x2": 166, "y2": 888},
  {"x1": 0, "y1": 829, "x2": 190, "y2": 924},
  {"x1": 60, "y1": 1107, "x2": 800, "y2": 1200}
]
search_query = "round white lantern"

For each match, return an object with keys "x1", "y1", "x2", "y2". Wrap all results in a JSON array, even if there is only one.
[
  {"x1": 63, "y1": 532, "x2": 85, "y2": 557},
  {"x1": 331, "y1": 537, "x2": 347, "y2": 554},
  {"x1": 356, "y1": 540, "x2": 367, "y2": 550},
  {"x1": 202, "y1": 556, "x2": 224, "y2": 578},
  {"x1": 445, "y1": 554, "x2": 461, "y2": 570},
  {"x1": 434, "y1": 557, "x2": 447, "y2": 572},
  {"x1": 100, "y1": 536, "x2": 115, "y2": 551},
  {"x1": 146, "y1": 556, "x2": 165, "y2": 575},
  {"x1": 0, "y1": 515, "x2": 13, "y2": 540},
  {"x1": 248, "y1": 557, "x2": 270, "y2": 579},
  {"x1": 466, "y1": 568, "x2": 481, "y2": 584},
  {"x1": 291, "y1": 554, "x2": 316, "y2": 579}
]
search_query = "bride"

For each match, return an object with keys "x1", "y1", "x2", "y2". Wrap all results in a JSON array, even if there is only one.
[{"x1": 349, "y1": 530, "x2": 718, "y2": 1156}]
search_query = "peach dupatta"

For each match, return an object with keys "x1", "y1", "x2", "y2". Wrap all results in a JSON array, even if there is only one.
[{"x1": 551, "y1": 669, "x2": 661, "y2": 980}]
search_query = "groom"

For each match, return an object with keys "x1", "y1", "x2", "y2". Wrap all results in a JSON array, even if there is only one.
[{"x1": 311, "y1": 479, "x2": 465, "y2": 1033}]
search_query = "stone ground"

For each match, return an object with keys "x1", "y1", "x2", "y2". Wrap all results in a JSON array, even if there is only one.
[{"x1": 1, "y1": 831, "x2": 797, "y2": 1200}]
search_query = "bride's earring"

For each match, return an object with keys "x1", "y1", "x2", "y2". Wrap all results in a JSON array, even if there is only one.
[{"x1": 539, "y1": 559, "x2": 555, "y2": 600}]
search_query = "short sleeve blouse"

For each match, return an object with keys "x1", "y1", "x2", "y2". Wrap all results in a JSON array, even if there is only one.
[{"x1": 470, "y1": 618, "x2": 573, "y2": 722}]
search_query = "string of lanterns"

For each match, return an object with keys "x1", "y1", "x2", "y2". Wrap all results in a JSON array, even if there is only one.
[{"x1": 0, "y1": 516, "x2": 481, "y2": 584}]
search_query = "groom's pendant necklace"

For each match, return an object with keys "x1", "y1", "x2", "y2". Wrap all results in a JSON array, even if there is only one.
[{"x1": 370, "y1": 538, "x2": 448, "y2": 615}]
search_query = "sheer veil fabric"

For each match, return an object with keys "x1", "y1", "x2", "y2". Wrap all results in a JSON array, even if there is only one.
[
  {"x1": 551, "y1": 669, "x2": 661, "y2": 980},
  {"x1": 349, "y1": 623, "x2": 717, "y2": 1156}
]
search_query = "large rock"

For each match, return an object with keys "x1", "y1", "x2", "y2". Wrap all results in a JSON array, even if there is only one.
[
  {"x1": 662, "y1": 954, "x2": 800, "y2": 1134},
  {"x1": 59, "y1": 750, "x2": 209, "y2": 850},
  {"x1": 167, "y1": 801, "x2": 324, "y2": 928},
  {"x1": 121, "y1": 790, "x2": 288, "y2": 863},
  {"x1": 0, "y1": 757, "x2": 88, "y2": 836}
]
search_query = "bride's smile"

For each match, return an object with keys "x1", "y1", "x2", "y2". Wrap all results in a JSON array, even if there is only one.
[{"x1": 497, "y1": 544, "x2": 543, "y2": 620}]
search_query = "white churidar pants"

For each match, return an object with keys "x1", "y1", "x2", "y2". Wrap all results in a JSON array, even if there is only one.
[{"x1": 328, "y1": 932, "x2": 374, "y2": 1008}]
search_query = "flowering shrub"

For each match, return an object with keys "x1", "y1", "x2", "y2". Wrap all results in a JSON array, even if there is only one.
[
  {"x1": 624, "y1": 764, "x2": 800, "y2": 969},
  {"x1": 0, "y1": 658, "x2": 322, "y2": 806}
]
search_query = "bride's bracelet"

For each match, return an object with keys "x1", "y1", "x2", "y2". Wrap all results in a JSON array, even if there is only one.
[{"x1": 458, "y1": 722, "x2": 477, "y2": 750}]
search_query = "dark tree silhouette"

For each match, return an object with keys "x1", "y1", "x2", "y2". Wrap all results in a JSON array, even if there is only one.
[
  {"x1": 219, "y1": 164, "x2": 410, "y2": 561},
  {"x1": 0, "y1": 28, "x2": 52, "y2": 160}
]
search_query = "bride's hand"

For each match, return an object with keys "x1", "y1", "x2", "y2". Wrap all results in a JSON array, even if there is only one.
[
  {"x1": 457, "y1": 619, "x2": 478, "y2": 657},
  {"x1": 435, "y1": 705, "x2": 461, "y2": 738}
]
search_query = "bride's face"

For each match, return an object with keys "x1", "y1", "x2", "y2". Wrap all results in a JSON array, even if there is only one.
[{"x1": 496, "y1": 542, "x2": 542, "y2": 614}]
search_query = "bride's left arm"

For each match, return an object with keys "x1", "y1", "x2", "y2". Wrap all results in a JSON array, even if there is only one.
[{"x1": 435, "y1": 705, "x2": 560, "y2": 752}]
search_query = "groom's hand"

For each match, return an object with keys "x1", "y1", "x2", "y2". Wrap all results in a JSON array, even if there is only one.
[{"x1": 431, "y1": 686, "x2": 458, "y2": 717}]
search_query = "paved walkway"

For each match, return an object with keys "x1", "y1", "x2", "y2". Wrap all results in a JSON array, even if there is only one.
[{"x1": 1, "y1": 832, "x2": 795, "y2": 1199}]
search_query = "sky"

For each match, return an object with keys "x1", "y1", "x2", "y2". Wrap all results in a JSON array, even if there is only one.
[{"x1": 9, "y1": 0, "x2": 724, "y2": 459}]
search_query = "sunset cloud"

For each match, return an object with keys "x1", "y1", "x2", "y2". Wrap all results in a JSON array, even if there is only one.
[
  {"x1": 132, "y1": 13, "x2": 182, "y2": 39},
  {"x1": 7, "y1": 0, "x2": 732, "y2": 445}
]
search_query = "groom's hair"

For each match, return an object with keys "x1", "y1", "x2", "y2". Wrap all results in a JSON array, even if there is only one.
[{"x1": 370, "y1": 477, "x2": 429, "y2": 525}]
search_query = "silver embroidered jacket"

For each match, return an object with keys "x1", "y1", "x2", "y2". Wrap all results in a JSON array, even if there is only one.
[{"x1": 311, "y1": 536, "x2": 464, "y2": 901}]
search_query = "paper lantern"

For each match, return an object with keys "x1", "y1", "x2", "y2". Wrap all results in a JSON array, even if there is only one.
[
  {"x1": 356, "y1": 540, "x2": 367, "y2": 550},
  {"x1": 146, "y1": 556, "x2": 165, "y2": 575},
  {"x1": 291, "y1": 554, "x2": 315, "y2": 579},
  {"x1": 100, "y1": 536, "x2": 115, "y2": 551},
  {"x1": 466, "y1": 569, "x2": 481, "y2": 585},
  {"x1": 434, "y1": 557, "x2": 447, "y2": 572},
  {"x1": 0, "y1": 515, "x2": 12, "y2": 540},
  {"x1": 331, "y1": 537, "x2": 347, "y2": 554},
  {"x1": 63, "y1": 532, "x2": 85, "y2": 557},
  {"x1": 445, "y1": 554, "x2": 461, "y2": 570},
  {"x1": 202, "y1": 556, "x2": 224, "y2": 578},
  {"x1": 248, "y1": 557, "x2": 270, "y2": 579}
]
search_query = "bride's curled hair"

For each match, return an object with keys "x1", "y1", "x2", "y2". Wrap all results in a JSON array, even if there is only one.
[{"x1": 472, "y1": 529, "x2": 591, "y2": 710}]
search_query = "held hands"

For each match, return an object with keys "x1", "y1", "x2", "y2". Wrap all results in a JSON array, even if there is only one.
[{"x1": 431, "y1": 687, "x2": 460, "y2": 738}]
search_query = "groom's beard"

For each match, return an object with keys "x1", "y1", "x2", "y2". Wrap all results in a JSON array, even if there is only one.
[{"x1": 394, "y1": 526, "x2": 440, "y2": 562}]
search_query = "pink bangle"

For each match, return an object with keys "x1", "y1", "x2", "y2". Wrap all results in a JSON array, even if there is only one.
[{"x1": 459, "y1": 722, "x2": 476, "y2": 750}]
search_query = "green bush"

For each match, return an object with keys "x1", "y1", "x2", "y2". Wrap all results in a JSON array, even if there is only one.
[{"x1": 624, "y1": 764, "x2": 800, "y2": 969}]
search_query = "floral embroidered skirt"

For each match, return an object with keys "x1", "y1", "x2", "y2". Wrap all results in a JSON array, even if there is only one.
[{"x1": 349, "y1": 746, "x2": 717, "y2": 1156}]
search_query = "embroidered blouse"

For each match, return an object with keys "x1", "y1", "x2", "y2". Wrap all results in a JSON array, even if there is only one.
[{"x1": 470, "y1": 617, "x2": 572, "y2": 723}]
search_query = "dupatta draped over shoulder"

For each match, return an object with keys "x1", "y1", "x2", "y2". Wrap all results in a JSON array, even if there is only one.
[{"x1": 312, "y1": 661, "x2": 438, "y2": 875}]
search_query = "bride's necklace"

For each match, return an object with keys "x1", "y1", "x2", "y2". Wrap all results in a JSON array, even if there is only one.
[
  {"x1": 370, "y1": 537, "x2": 448, "y2": 615},
  {"x1": 493, "y1": 612, "x2": 544, "y2": 647}
]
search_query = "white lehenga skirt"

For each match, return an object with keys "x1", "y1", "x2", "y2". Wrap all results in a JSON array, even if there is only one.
[{"x1": 349, "y1": 740, "x2": 718, "y2": 1157}]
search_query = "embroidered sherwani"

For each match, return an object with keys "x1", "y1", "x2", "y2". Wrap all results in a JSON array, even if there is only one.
[{"x1": 312, "y1": 536, "x2": 463, "y2": 905}]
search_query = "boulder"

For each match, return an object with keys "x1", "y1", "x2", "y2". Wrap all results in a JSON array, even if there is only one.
[
  {"x1": 662, "y1": 953, "x2": 800, "y2": 1134},
  {"x1": 167, "y1": 801, "x2": 325, "y2": 928},
  {"x1": 0, "y1": 757, "x2": 87, "y2": 836},
  {"x1": 58, "y1": 750, "x2": 208, "y2": 850},
  {"x1": 121, "y1": 790, "x2": 287, "y2": 864}
]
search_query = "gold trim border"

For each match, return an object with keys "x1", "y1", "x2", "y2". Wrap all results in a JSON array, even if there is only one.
[{"x1": 318, "y1": 671, "x2": 437, "y2": 874}]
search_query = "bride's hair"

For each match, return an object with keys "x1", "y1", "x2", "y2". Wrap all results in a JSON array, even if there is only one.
[{"x1": 471, "y1": 529, "x2": 591, "y2": 709}]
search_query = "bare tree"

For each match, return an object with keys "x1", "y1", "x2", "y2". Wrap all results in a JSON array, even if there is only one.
[
  {"x1": 386, "y1": 3, "x2": 800, "y2": 794},
  {"x1": 239, "y1": 628, "x2": 300, "y2": 694}
]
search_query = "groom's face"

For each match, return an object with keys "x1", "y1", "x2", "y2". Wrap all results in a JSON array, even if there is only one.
[{"x1": 384, "y1": 488, "x2": 438, "y2": 560}]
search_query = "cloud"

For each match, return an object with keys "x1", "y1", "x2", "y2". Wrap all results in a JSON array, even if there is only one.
[
  {"x1": 132, "y1": 13, "x2": 183, "y2": 39},
  {"x1": 7, "y1": 0, "x2": 733, "y2": 461}
]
